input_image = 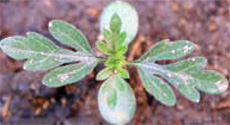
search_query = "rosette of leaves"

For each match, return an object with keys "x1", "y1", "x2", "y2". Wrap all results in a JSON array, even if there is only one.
[{"x1": 0, "y1": 1, "x2": 228, "y2": 125}]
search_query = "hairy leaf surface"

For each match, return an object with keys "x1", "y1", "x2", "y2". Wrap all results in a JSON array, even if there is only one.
[
  {"x1": 49, "y1": 20, "x2": 93, "y2": 54},
  {"x1": 137, "y1": 39, "x2": 195, "y2": 62},
  {"x1": 135, "y1": 57, "x2": 228, "y2": 103},
  {"x1": 43, "y1": 61, "x2": 97, "y2": 87},
  {"x1": 0, "y1": 32, "x2": 95, "y2": 70},
  {"x1": 0, "y1": 22, "x2": 98, "y2": 88},
  {"x1": 137, "y1": 68, "x2": 176, "y2": 105}
]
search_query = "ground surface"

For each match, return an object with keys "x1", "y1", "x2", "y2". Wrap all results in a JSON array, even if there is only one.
[{"x1": 0, "y1": 0, "x2": 230, "y2": 125}]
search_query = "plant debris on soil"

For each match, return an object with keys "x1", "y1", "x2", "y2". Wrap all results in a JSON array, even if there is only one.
[{"x1": 0, "y1": 0, "x2": 230, "y2": 124}]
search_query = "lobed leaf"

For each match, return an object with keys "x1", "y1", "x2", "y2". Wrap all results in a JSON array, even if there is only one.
[
  {"x1": 185, "y1": 69, "x2": 228, "y2": 94},
  {"x1": 137, "y1": 68, "x2": 176, "y2": 106},
  {"x1": 135, "y1": 57, "x2": 228, "y2": 103},
  {"x1": 0, "y1": 32, "x2": 95, "y2": 70},
  {"x1": 0, "y1": 21, "x2": 99, "y2": 88},
  {"x1": 49, "y1": 20, "x2": 94, "y2": 54},
  {"x1": 136, "y1": 39, "x2": 195, "y2": 63},
  {"x1": 42, "y1": 62, "x2": 97, "y2": 87},
  {"x1": 163, "y1": 71, "x2": 201, "y2": 102},
  {"x1": 98, "y1": 75, "x2": 136, "y2": 125},
  {"x1": 162, "y1": 57, "x2": 208, "y2": 102},
  {"x1": 100, "y1": 12, "x2": 129, "y2": 58}
]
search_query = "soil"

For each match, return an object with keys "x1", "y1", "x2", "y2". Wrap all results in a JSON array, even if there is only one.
[{"x1": 0, "y1": 0, "x2": 230, "y2": 125}]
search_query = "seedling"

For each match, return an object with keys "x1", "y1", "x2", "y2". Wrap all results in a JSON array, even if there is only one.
[{"x1": 0, "y1": 1, "x2": 228, "y2": 125}]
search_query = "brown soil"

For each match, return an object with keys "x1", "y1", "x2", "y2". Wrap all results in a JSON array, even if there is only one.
[{"x1": 0, "y1": 0, "x2": 230, "y2": 125}]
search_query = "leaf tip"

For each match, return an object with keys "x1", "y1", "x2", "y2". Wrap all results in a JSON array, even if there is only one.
[
  {"x1": 25, "y1": 32, "x2": 36, "y2": 38},
  {"x1": 0, "y1": 37, "x2": 7, "y2": 48},
  {"x1": 48, "y1": 21, "x2": 53, "y2": 28},
  {"x1": 41, "y1": 76, "x2": 49, "y2": 86},
  {"x1": 184, "y1": 41, "x2": 195, "y2": 51},
  {"x1": 165, "y1": 101, "x2": 176, "y2": 106},
  {"x1": 0, "y1": 41, "x2": 3, "y2": 48},
  {"x1": 215, "y1": 79, "x2": 229, "y2": 92},
  {"x1": 162, "y1": 39, "x2": 170, "y2": 42},
  {"x1": 48, "y1": 20, "x2": 61, "y2": 29},
  {"x1": 42, "y1": 76, "x2": 57, "y2": 88},
  {"x1": 96, "y1": 74, "x2": 105, "y2": 81},
  {"x1": 194, "y1": 97, "x2": 201, "y2": 103}
]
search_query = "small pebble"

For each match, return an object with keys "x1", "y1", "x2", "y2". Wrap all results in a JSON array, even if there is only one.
[{"x1": 208, "y1": 22, "x2": 218, "y2": 32}]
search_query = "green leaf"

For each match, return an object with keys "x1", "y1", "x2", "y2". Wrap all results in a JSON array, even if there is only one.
[
  {"x1": 96, "y1": 68, "x2": 113, "y2": 81},
  {"x1": 137, "y1": 68, "x2": 176, "y2": 106},
  {"x1": 98, "y1": 75, "x2": 136, "y2": 125},
  {"x1": 100, "y1": 1, "x2": 139, "y2": 44},
  {"x1": 117, "y1": 68, "x2": 129, "y2": 79},
  {"x1": 163, "y1": 71, "x2": 201, "y2": 102},
  {"x1": 164, "y1": 57, "x2": 207, "y2": 72},
  {"x1": 115, "y1": 31, "x2": 128, "y2": 55},
  {"x1": 42, "y1": 62, "x2": 97, "y2": 87},
  {"x1": 136, "y1": 39, "x2": 195, "y2": 62},
  {"x1": 110, "y1": 14, "x2": 122, "y2": 34},
  {"x1": 185, "y1": 69, "x2": 228, "y2": 94},
  {"x1": 116, "y1": 31, "x2": 127, "y2": 48},
  {"x1": 105, "y1": 56, "x2": 125, "y2": 69},
  {"x1": 163, "y1": 57, "x2": 208, "y2": 102},
  {"x1": 103, "y1": 28, "x2": 111, "y2": 41},
  {"x1": 107, "y1": 89, "x2": 117, "y2": 108},
  {"x1": 96, "y1": 40, "x2": 113, "y2": 55},
  {"x1": 0, "y1": 32, "x2": 95, "y2": 70},
  {"x1": 49, "y1": 20, "x2": 93, "y2": 54},
  {"x1": 116, "y1": 46, "x2": 128, "y2": 56},
  {"x1": 135, "y1": 57, "x2": 228, "y2": 103},
  {"x1": 137, "y1": 57, "x2": 206, "y2": 75}
]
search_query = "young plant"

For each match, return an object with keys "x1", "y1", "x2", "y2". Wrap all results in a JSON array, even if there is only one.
[{"x1": 0, "y1": 1, "x2": 228, "y2": 125}]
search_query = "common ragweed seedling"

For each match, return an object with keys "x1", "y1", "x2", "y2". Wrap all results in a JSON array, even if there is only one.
[{"x1": 0, "y1": 1, "x2": 228, "y2": 125}]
